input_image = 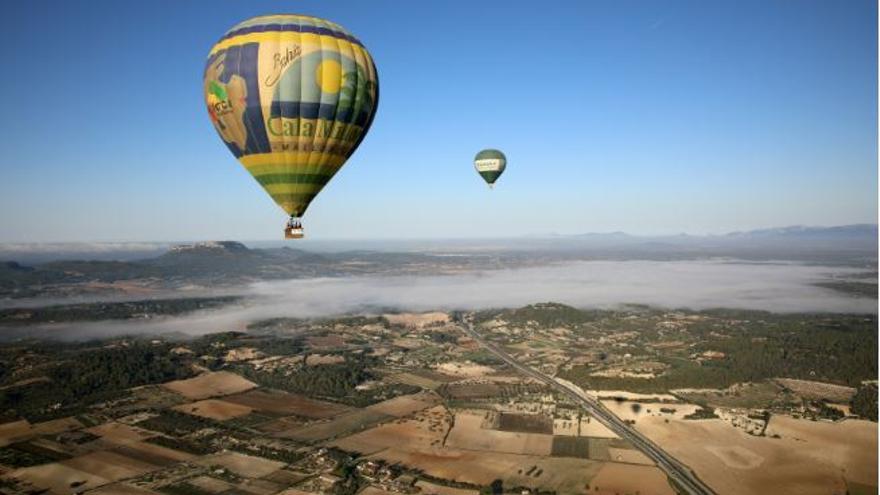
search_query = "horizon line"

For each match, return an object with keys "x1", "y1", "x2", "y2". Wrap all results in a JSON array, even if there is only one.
[{"x1": 0, "y1": 222, "x2": 876, "y2": 248}]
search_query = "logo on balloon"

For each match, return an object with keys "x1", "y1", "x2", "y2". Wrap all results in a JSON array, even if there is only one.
[
  {"x1": 206, "y1": 81, "x2": 233, "y2": 122},
  {"x1": 204, "y1": 53, "x2": 250, "y2": 151},
  {"x1": 265, "y1": 46, "x2": 303, "y2": 87}
]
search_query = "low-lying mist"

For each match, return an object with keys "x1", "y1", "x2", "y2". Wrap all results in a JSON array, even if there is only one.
[{"x1": 11, "y1": 259, "x2": 876, "y2": 340}]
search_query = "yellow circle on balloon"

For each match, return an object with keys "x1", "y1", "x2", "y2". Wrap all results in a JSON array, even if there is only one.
[{"x1": 315, "y1": 59, "x2": 343, "y2": 94}]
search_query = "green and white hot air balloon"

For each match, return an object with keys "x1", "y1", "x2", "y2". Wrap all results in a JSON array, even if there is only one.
[{"x1": 474, "y1": 149, "x2": 506, "y2": 188}]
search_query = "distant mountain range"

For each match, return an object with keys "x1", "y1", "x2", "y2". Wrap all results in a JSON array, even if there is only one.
[
  {"x1": 0, "y1": 224, "x2": 875, "y2": 301},
  {"x1": 560, "y1": 224, "x2": 878, "y2": 240},
  {"x1": 515, "y1": 224, "x2": 878, "y2": 256},
  {"x1": 724, "y1": 224, "x2": 877, "y2": 239},
  {"x1": 0, "y1": 241, "x2": 505, "y2": 300},
  {"x1": 1, "y1": 224, "x2": 875, "y2": 261}
]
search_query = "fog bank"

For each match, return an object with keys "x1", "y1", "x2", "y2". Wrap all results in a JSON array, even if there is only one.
[
  {"x1": 10, "y1": 259, "x2": 875, "y2": 340},
  {"x1": 246, "y1": 259, "x2": 876, "y2": 315}
]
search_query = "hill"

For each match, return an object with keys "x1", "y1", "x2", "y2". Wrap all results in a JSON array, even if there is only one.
[{"x1": 0, "y1": 225, "x2": 875, "y2": 300}]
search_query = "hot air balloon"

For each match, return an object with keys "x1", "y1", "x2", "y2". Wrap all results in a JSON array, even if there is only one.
[
  {"x1": 204, "y1": 14, "x2": 379, "y2": 239},
  {"x1": 474, "y1": 149, "x2": 506, "y2": 188}
]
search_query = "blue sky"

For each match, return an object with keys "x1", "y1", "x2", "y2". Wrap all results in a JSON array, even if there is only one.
[{"x1": 0, "y1": 0, "x2": 876, "y2": 242}]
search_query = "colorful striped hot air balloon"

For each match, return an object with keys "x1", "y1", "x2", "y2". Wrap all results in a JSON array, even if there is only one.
[
  {"x1": 204, "y1": 14, "x2": 379, "y2": 238},
  {"x1": 474, "y1": 149, "x2": 506, "y2": 188}
]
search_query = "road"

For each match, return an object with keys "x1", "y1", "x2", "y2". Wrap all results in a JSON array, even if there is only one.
[{"x1": 457, "y1": 319, "x2": 716, "y2": 495}]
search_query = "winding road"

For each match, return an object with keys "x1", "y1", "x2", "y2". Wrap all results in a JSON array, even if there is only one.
[{"x1": 456, "y1": 318, "x2": 716, "y2": 495}]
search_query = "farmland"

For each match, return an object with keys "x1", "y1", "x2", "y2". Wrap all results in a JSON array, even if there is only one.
[
  {"x1": 0, "y1": 304, "x2": 871, "y2": 494},
  {"x1": 224, "y1": 389, "x2": 353, "y2": 418},
  {"x1": 161, "y1": 371, "x2": 256, "y2": 400},
  {"x1": 277, "y1": 409, "x2": 393, "y2": 443},
  {"x1": 634, "y1": 413, "x2": 877, "y2": 495},
  {"x1": 171, "y1": 399, "x2": 253, "y2": 421},
  {"x1": 0, "y1": 308, "x2": 683, "y2": 495}
]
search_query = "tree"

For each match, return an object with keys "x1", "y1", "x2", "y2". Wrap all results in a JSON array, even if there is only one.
[
  {"x1": 480, "y1": 479, "x2": 503, "y2": 495},
  {"x1": 851, "y1": 384, "x2": 878, "y2": 421}
]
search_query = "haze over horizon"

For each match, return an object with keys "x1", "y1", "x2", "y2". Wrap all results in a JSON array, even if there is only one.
[{"x1": 0, "y1": 222, "x2": 876, "y2": 250}]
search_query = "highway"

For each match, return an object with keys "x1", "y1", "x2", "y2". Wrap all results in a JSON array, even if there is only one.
[{"x1": 457, "y1": 318, "x2": 716, "y2": 495}]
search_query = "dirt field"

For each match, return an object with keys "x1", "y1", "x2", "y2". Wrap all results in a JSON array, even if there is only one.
[
  {"x1": 27, "y1": 437, "x2": 73, "y2": 458},
  {"x1": 87, "y1": 484, "x2": 161, "y2": 494},
  {"x1": 116, "y1": 440, "x2": 195, "y2": 464},
  {"x1": 187, "y1": 474, "x2": 235, "y2": 493},
  {"x1": 172, "y1": 398, "x2": 254, "y2": 420},
  {"x1": 234, "y1": 477, "x2": 283, "y2": 494},
  {"x1": 551, "y1": 436, "x2": 590, "y2": 458},
  {"x1": 440, "y1": 382, "x2": 501, "y2": 399},
  {"x1": 434, "y1": 362, "x2": 495, "y2": 378},
  {"x1": 32, "y1": 417, "x2": 83, "y2": 435},
  {"x1": 606, "y1": 447, "x2": 653, "y2": 465},
  {"x1": 86, "y1": 422, "x2": 157, "y2": 445},
  {"x1": 0, "y1": 420, "x2": 32, "y2": 447},
  {"x1": 370, "y1": 447, "x2": 603, "y2": 494},
  {"x1": 161, "y1": 371, "x2": 256, "y2": 400},
  {"x1": 766, "y1": 416, "x2": 877, "y2": 486},
  {"x1": 587, "y1": 462, "x2": 675, "y2": 495},
  {"x1": 601, "y1": 399, "x2": 701, "y2": 423},
  {"x1": 256, "y1": 416, "x2": 307, "y2": 435},
  {"x1": 224, "y1": 347, "x2": 263, "y2": 362},
  {"x1": 331, "y1": 406, "x2": 451, "y2": 454},
  {"x1": 224, "y1": 389, "x2": 352, "y2": 418},
  {"x1": 264, "y1": 469, "x2": 310, "y2": 486},
  {"x1": 415, "y1": 480, "x2": 479, "y2": 495},
  {"x1": 674, "y1": 381, "x2": 787, "y2": 409},
  {"x1": 305, "y1": 353, "x2": 346, "y2": 365},
  {"x1": 280, "y1": 409, "x2": 393, "y2": 443},
  {"x1": 366, "y1": 392, "x2": 440, "y2": 417},
  {"x1": 62, "y1": 450, "x2": 157, "y2": 481},
  {"x1": 703, "y1": 445, "x2": 765, "y2": 469},
  {"x1": 553, "y1": 417, "x2": 580, "y2": 436},
  {"x1": 637, "y1": 414, "x2": 878, "y2": 495},
  {"x1": 6, "y1": 462, "x2": 111, "y2": 493},
  {"x1": 579, "y1": 418, "x2": 620, "y2": 439},
  {"x1": 497, "y1": 413, "x2": 553, "y2": 434},
  {"x1": 0, "y1": 417, "x2": 84, "y2": 447},
  {"x1": 387, "y1": 371, "x2": 450, "y2": 389},
  {"x1": 196, "y1": 451, "x2": 285, "y2": 478},
  {"x1": 446, "y1": 411, "x2": 553, "y2": 456},
  {"x1": 774, "y1": 378, "x2": 856, "y2": 402},
  {"x1": 590, "y1": 390, "x2": 679, "y2": 401}
]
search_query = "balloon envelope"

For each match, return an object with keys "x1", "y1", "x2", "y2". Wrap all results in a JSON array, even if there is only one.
[
  {"x1": 204, "y1": 14, "x2": 379, "y2": 218},
  {"x1": 474, "y1": 149, "x2": 506, "y2": 186}
]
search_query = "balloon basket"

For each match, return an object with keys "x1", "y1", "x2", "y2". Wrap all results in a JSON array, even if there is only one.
[
  {"x1": 284, "y1": 218, "x2": 304, "y2": 239},
  {"x1": 285, "y1": 228, "x2": 305, "y2": 239}
]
